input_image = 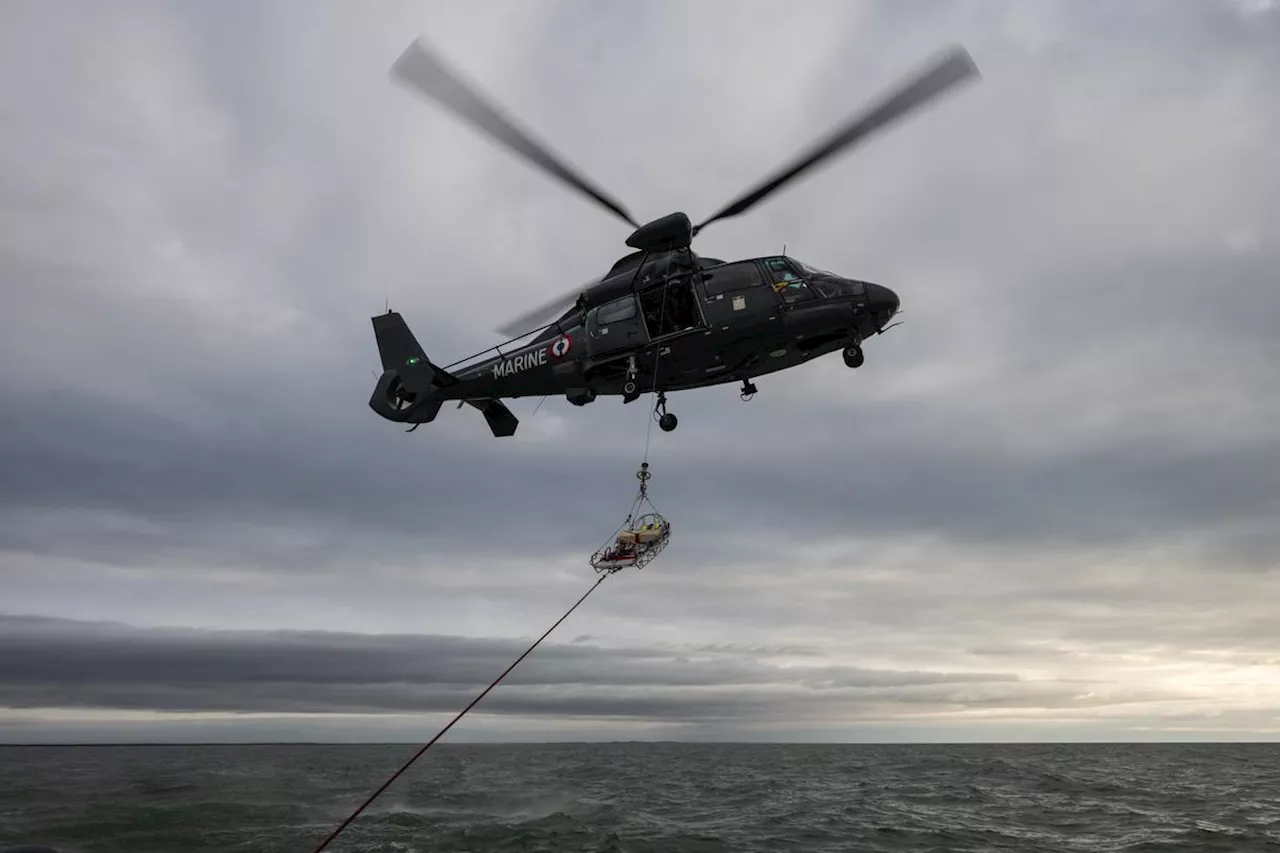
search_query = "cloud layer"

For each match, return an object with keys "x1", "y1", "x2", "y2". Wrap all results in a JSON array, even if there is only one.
[{"x1": 0, "y1": 614, "x2": 1021, "y2": 719}]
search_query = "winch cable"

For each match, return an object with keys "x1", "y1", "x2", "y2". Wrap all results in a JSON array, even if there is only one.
[
  {"x1": 641, "y1": 264, "x2": 674, "y2": 466},
  {"x1": 308, "y1": 573, "x2": 608, "y2": 853}
]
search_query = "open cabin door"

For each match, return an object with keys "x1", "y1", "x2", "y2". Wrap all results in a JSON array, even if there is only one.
[{"x1": 637, "y1": 275, "x2": 706, "y2": 342}]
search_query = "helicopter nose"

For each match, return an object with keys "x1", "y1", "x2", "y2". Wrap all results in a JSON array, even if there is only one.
[{"x1": 866, "y1": 283, "x2": 899, "y2": 318}]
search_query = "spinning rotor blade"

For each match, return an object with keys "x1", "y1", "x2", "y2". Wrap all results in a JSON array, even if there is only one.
[
  {"x1": 494, "y1": 279, "x2": 596, "y2": 339},
  {"x1": 391, "y1": 38, "x2": 638, "y2": 229},
  {"x1": 693, "y1": 46, "x2": 979, "y2": 234}
]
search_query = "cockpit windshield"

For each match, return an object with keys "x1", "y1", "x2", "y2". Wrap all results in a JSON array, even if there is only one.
[
  {"x1": 793, "y1": 258, "x2": 836, "y2": 278},
  {"x1": 784, "y1": 256, "x2": 866, "y2": 299}
]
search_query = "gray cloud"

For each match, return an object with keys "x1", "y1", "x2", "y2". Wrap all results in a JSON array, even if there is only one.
[
  {"x1": 2, "y1": 0, "x2": 1279, "y2": 741},
  {"x1": 0, "y1": 613, "x2": 1142, "y2": 724}
]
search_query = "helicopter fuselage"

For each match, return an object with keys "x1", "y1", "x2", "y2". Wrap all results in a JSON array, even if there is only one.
[
  {"x1": 370, "y1": 37, "x2": 976, "y2": 438},
  {"x1": 368, "y1": 252, "x2": 900, "y2": 436}
]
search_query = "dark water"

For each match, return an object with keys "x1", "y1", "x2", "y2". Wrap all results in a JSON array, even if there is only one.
[{"x1": 3, "y1": 743, "x2": 1280, "y2": 852}]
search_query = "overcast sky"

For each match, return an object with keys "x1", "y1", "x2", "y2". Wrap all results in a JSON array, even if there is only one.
[{"x1": 2, "y1": 0, "x2": 1279, "y2": 744}]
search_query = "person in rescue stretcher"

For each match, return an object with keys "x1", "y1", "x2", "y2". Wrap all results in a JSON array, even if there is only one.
[{"x1": 598, "y1": 518, "x2": 667, "y2": 565}]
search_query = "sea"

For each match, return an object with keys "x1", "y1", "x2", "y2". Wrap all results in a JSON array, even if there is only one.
[{"x1": 2, "y1": 743, "x2": 1279, "y2": 852}]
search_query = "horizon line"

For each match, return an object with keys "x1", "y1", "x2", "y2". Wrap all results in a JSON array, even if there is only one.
[{"x1": 5, "y1": 739, "x2": 1280, "y2": 747}]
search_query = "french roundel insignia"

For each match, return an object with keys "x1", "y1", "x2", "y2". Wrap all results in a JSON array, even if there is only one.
[{"x1": 550, "y1": 336, "x2": 572, "y2": 358}]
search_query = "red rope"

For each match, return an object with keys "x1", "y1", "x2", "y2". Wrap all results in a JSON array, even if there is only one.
[{"x1": 309, "y1": 574, "x2": 608, "y2": 853}]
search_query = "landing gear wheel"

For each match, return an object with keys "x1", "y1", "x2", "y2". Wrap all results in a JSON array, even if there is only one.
[
  {"x1": 843, "y1": 345, "x2": 864, "y2": 368},
  {"x1": 652, "y1": 391, "x2": 676, "y2": 431}
]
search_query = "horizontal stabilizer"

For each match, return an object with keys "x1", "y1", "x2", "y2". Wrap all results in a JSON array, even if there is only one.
[{"x1": 467, "y1": 398, "x2": 519, "y2": 437}]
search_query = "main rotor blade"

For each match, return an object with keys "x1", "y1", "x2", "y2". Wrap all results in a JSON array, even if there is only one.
[
  {"x1": 494, "y1": 280, "x2": 596, "y2": 339},
  {"x1": 693, "y1": 46, "x2": 980, "y2": 234},
  {"x1": 391, "y1": 38, "x2": 639, "y2": 229}
]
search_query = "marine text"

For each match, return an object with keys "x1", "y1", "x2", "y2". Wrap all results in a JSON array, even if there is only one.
[{"x1": 492, "y1": 348, "x2": 548, "y2": 379}]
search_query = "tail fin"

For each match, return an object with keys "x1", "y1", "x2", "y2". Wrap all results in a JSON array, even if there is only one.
[
  {"x1": 368, "y1": 311, "x2": 457, "y2": 424},
  {"x1": 371, "y1": 311, "x2": 458, "y2": 391},
  {"x1": 368, "y1": 311, "x2": 520, "y2": 437}
]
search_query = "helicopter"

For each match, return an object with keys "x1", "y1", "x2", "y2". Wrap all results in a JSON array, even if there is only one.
[{"x1": 369, "y1": 37, "x2": 980, "y2": 437}]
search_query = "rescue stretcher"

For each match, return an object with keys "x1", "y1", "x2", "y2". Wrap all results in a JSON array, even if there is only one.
[{"x1": 589, "y1": 463, "x2": 672, "y2": 573}]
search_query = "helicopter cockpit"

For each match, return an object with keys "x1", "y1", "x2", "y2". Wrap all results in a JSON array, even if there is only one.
[
  {"x1": 763, "y1": 256, "x2": 815, "y2": 304},
  {"x1": 764, "y1": 256, "x2": 869, "y2": 302}
]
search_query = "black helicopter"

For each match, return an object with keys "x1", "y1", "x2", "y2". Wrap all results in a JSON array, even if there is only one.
[{"x1": 370, "y1": 38, "x2": 980, "y2": 437}]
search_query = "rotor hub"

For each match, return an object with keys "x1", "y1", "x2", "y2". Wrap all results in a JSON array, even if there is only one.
[{"x1": 625, "y1": 212, "x2": 693, "y2": 253}]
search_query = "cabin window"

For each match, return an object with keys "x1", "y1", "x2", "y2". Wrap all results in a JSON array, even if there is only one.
[
  {"x1": 596, "y1": 296, "x2": 637, "y2": 325},
  {"x1": 701, "y1": 261, "x2": 766, "y2": 297}
]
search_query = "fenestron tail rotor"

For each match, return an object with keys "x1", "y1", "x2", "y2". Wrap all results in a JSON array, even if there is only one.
[
  {"x1": 692, "y1": 46, "x2": 980, "y2": 236},
  {"x1": 390, "y1": 37, "x2": 639, "y2": 230}
]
